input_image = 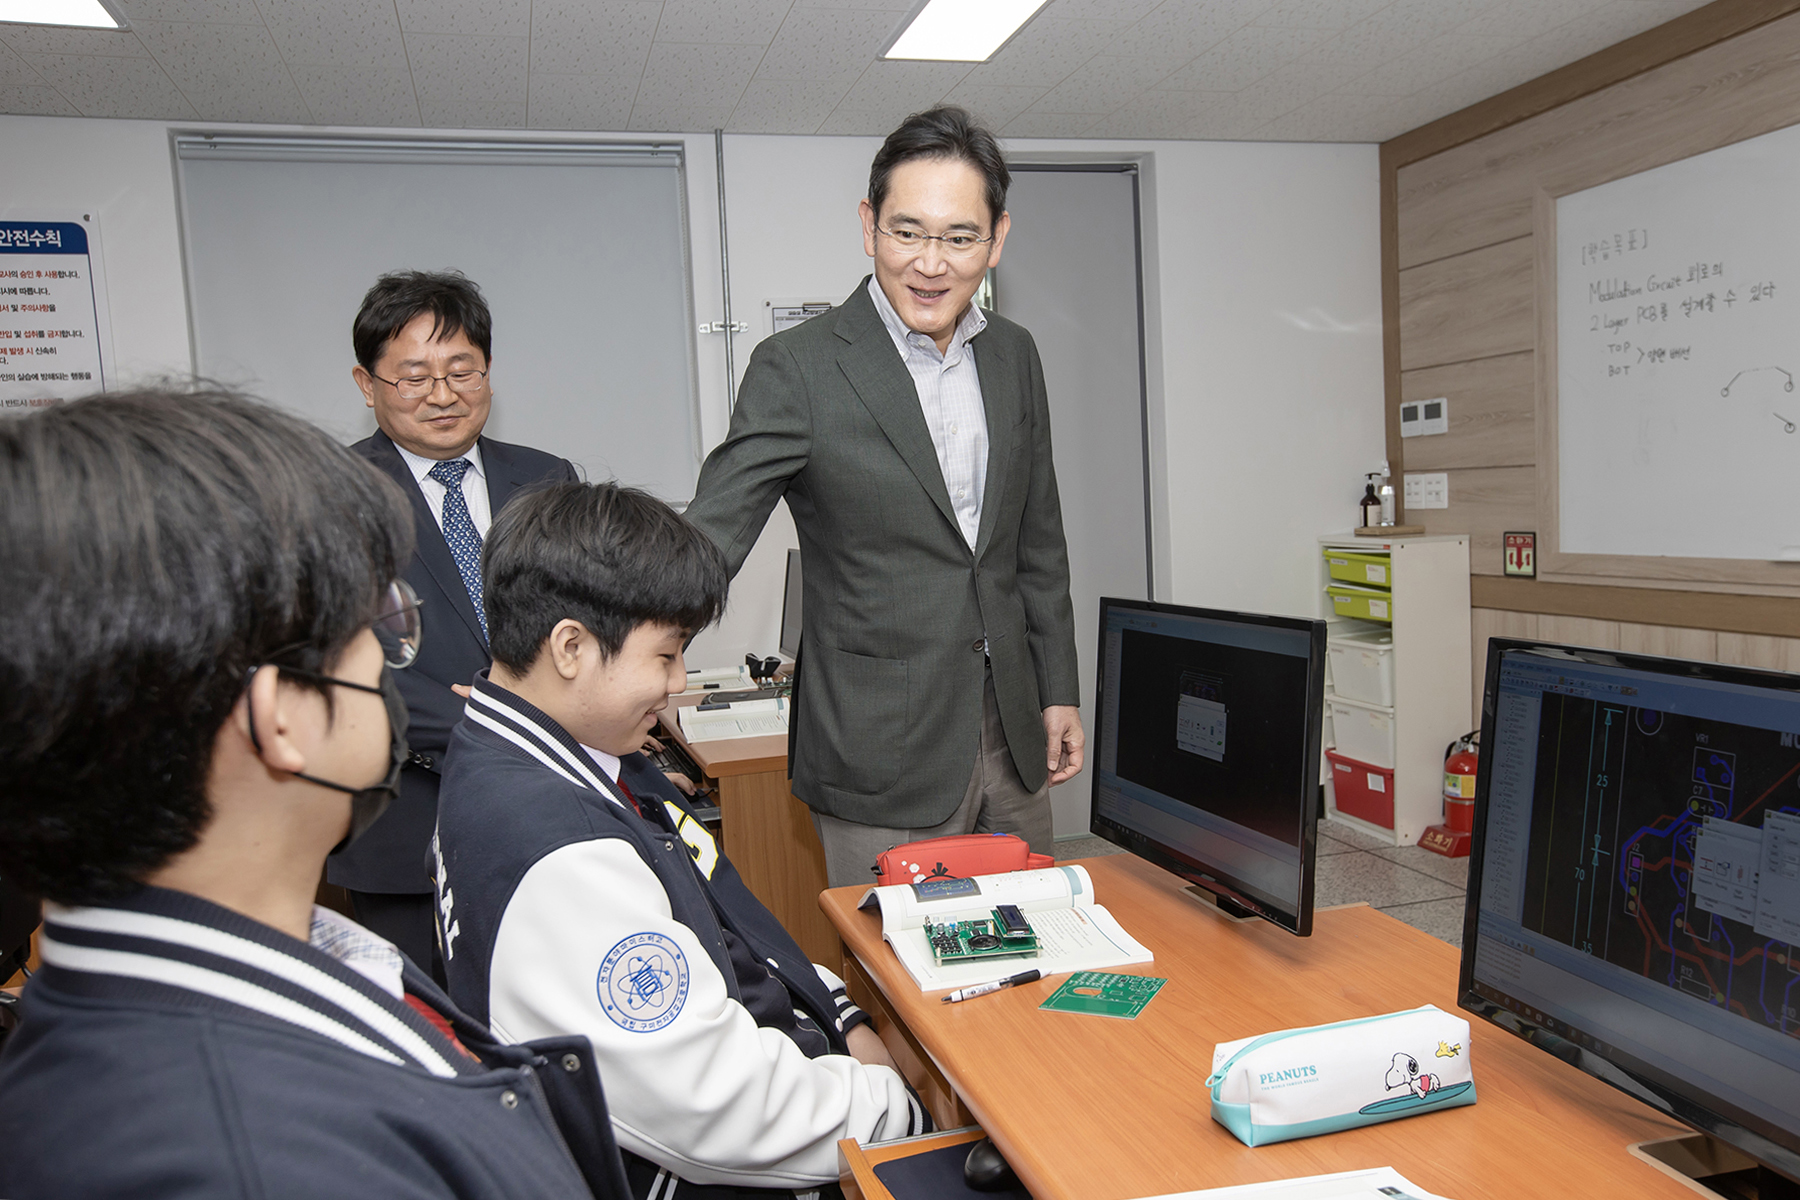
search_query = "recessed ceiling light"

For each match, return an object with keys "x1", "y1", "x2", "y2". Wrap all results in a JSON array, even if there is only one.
[
  {"x1": 0, "y1": 0, "x2": 126, "y2": 29},
  {"x1": 881, "y1": 0, "x2": 1051, "y2": 62}
]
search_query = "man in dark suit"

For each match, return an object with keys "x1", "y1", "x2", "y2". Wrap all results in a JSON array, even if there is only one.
[
  {"x1": 329, "y1": 270, "x2": 576, "y2": 973},
  {"x1": 685, "y1": 108, "x2": 1083, "y2": 888}
]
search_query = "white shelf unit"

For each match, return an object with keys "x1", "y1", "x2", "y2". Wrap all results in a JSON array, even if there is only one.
[{"x1": 1319, "y1": 532, "x2": 1471, "y2": 846}]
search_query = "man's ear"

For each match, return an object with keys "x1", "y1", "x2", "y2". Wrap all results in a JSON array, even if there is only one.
[
  {"x1": 985, "y1": 209, "x2": 1011, "y2": 268},
  {"x1": 859, "y1": 197, "x2": 879, "y2": 259},
  {"x1": 352, "y1": 364, "x2": 378, "y2": 411},
  {"x1": 548, "y1": 619, "x2": 588, "y2": 681},
  {"x1": 235, "y1": 665, "x2": 310, "y2": 775}
]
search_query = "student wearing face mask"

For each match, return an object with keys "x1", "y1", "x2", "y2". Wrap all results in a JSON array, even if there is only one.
[{"x1": 0, "y1": 389, "x2": 630, "y2": 1200}]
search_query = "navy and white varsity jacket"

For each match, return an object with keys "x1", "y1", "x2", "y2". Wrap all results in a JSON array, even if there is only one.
[
  {"x1": 434, "y1": 677, "x2": 927, "y2": 1194},
  {"x1": 0, "y1": 885, "x2": 631, "y2": 1199}
]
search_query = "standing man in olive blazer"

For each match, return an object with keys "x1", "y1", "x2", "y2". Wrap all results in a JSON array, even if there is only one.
[
  {"x1": 330, "y1": 271, "x2": 576, "y2": 975},
  {"x1": 685, "y1": 108, "x2": 1082, "y2": 887}
]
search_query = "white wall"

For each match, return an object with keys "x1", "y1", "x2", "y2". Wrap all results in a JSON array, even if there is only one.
[{"x1": 0, "y1": 115, "x2": 1385, "y2": 741}]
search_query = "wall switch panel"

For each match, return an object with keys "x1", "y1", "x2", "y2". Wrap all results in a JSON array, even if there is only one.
[
  {"x1": 1398, "y1": 397, "x2": 1449, "y2": 438},
  {"x1": 1403, "y1": 472, "x2": 1449, "y2": 509}
]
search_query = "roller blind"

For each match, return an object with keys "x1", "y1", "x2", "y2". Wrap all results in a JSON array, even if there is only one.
[{"x1": 175, "y1": 134, "x2": 700, "y2": 501}]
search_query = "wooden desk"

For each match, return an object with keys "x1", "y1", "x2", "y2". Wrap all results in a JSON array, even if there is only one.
[
  {"x1": 659, "y1": 693, "x2": 836, "y2": 966},
  {"x1": 822, "y1": 853, "x2": 1700, "y2": 1200}
]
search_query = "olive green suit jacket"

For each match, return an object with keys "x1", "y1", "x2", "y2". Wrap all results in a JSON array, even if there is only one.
[{"x1": 685, "y1": 279, "x2": 1080, "y2": 828}]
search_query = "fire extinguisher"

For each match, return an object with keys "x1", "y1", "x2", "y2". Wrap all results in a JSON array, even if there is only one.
[{"x1": 1443, "y1": 731, "x2": 1479, "y2": 834}]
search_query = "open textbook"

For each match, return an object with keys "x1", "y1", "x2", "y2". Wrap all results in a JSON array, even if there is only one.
[
  {"x1": 683, "y1": 665, "x2": 753, "y2": 692},
  {"x1": 857, "y1": 865, "x2": 1151, "y2": 991},
  {"x1": 677, "y1": 697, "x2": 788, "y2": 742}
]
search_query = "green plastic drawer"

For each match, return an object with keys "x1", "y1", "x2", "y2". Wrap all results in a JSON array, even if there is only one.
[
  {"x1": 1323, "y1": 548, "x2": 1391, "y2": 588},
  {"x1": 1325, "y1": 584, "x2": 1393, "y2": 623}
]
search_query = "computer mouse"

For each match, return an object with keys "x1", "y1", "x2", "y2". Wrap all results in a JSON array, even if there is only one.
[{"x1": 962, "y1": 1136, "x2": 1020, "y2": 1192}]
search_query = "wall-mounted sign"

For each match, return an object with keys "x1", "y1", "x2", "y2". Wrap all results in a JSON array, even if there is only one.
[
  {"x1": 766, "y1": 299, "x2": 836, "y2": 336},
  {"x1": 0, "y1": 218, "x2": 109, "y2": 411},
  {"x1": 1504, "y1": 531, "x2": 1537, "y2": 577}
]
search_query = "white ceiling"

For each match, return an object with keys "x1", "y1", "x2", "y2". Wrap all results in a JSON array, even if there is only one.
[{"x1": 0, "y1": 0, "x2": 1713, "y2": 141}]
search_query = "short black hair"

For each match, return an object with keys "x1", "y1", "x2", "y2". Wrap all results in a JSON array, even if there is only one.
[
  {"x1": 484, "y1": 482, "x2": 728, "y2": 671},
  {"x1": 352, "y1": 269, "x2": 493, "y2": 371},
  {"x1": 0, "y1": 388, "x2": 415, "y2": 904},
  {"x1": 868, "y1": 105, "x2": 1011, "y2": 229}
]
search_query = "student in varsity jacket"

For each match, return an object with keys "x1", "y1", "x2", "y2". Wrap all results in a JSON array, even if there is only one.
[
  {"x1": 0, "y1": 389, "x2": 630, "y2": 1200},
  {"x1": 434, "y1": 481, "x2": 929, "y2": 1198}
]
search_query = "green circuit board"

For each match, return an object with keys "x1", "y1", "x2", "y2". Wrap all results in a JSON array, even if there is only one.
[{"x1": 923, "y1": 907, "x2": 1040, "y2": 965}]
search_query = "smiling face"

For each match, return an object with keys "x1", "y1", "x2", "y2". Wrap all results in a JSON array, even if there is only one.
[
  {"x1": 860, "y1": 156, "x2": 1009, "y2": 354},
  {"x1": 573, "y1": 620, "x2": 689, "y2": 757},
  {"x1": 353, "y1": 311, "x2": 492, "y2": 460}
]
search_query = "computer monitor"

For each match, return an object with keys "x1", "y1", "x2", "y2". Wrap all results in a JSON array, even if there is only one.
[
  {"x1": 1461, "y1": 639, "x2": 1800, "y2": 1194},
  {"x1": 1088, "y1": 597, "x2": 1326, "y2": 935},
  {"x1": 778, "y1": 548, "x2": 803, "y2": 661}
]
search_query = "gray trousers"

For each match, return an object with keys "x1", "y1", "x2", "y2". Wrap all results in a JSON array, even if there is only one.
[{"x1": 811, "y1": 666, "x2": 1053, "y2": 889}]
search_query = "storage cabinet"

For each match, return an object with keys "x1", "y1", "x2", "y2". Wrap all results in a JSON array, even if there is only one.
[{"x1": 1318, "y1": 533, "x2": 1471, "y2": 845}]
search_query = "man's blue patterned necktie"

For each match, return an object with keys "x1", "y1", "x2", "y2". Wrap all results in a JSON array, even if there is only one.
[{"x1": 427, "y1": 457, "x2": 486, "y2": 641}]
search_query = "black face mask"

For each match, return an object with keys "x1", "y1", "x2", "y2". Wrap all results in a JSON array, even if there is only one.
[{"x1": 247, "y1": 663, "x2": 411, "y2": 853}]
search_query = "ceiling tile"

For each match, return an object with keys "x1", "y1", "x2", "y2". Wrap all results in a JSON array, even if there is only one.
[
  {"x1": 257, "y1": 0, "x2": 407, "y2": 67},
  {"x1": 131, "y1": 19, "x2": 308, "y2": 115},
  {"x1": 788, "y1": 0, "x2": 907, "y2": 10},
  {"x1": 959, "y1": 17, "x2": 1131, "y2": 88},
  {"x1": 724, "y1": 76, "x2": 844, "y2": 131},
  {"x1": 814, "y1": 106, "x2": 902, "y2": 134},
  {"x1": 1230, "y1": 57, "x2": 1367, "y2": 113},
  {"x1": 755, "y1": 6, "x2": 896, "y2": 82},
  {"x1": 1027, "y1": 53, "x2": 1171, "y2": 113},
  {"x1": 1099, "y1": 2, "x2": 1258, "y2": 66},
  {"x1": 654, "y1": 0, "x2": 793, "y2": 45},
  {"x1": 1335, "y1": 31, "x2": 1517, "y2": 96},
  {"x1": 528, "y1": 2, "x2": 660, "y2": 74},
  {"x1": 1155, "y1": 22, "x2": 1331, "y2": 90},
  {"x1": 0, "y1": 25, "x2": 148, "y2": 56},
  {"x1": 0, "y1": 40, "x2": 43, "y2": 85},
  {"x1": 1083, "y1": 85, "x2": 1261, "y2": 138},
  {"x1": 1253, "y1": 0, "x2": 1388, "y2": 30},
  {"x1": 0, "y1": 83, "x2": 76, "y2": 114},
  {"x1": 1293, "y1": 16, "x2": 1437, "y2": 66},
  {"x1": 633, "y1": 40, "x2": 759, "y2": 108},
  {"x1": 287, "y1": 65, "x2": 420, "y2": 125},
  {"x1": 1530, "y1": 0, "x2": 1704, "y2": 64},
  {"x1": 30, "y1": 52, "x2": 197, "y2": 117},
  {"x1": 998, "y1": 110, "x2": 1102, "y2": 138},
  {"x1": 395, "y1": 0, "x2": 530, "y2": 38},
  {"x1": 404, "y1": 34, "x2": 527, "y2": 102},
  {"x1": 1043, "y1": 0, "x2": 1161, "y2": 23},
  {"x1": 1459, "y1": 0, "x2": 1606, "y2": 42},
  {"x1": 115, "y1": 0, "x2": 263, "y2": 23},
  {"x1": 418, "y1": 97, "x2": 526, "y2": 126},
  {"x1": 939, "y1": 81, "x2": 1046, "y2": 128},
  {"x1": 627, "y1": 104, "x2": 732, "y2": 130},
  {"x1": 1250, "y1": 95, "x2": 1409, "y2": 140},
  {"x1": 1352, "y1": 0, "x2": 1494, "y2": 40},
  {"x1": 836, "y1": 58, "x2": 966, "y2": 110},
  {"x1": 527, "y1": 70, "x2": 637, "y2": 129}
]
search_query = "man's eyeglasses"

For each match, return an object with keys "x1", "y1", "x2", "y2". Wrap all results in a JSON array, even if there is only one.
[
  {"x1": 370, "y1": 369, "x2": 489, "y2": 401},
  {"x1": 373, "y1": 578, "x2": 423, "y2": 668},
  {"x1": 875, "y1": 225, "x2": 994, "y2": 259}
]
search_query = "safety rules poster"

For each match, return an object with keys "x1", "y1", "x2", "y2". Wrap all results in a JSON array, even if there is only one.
[{"x1": 0, "y1": 219, "x2": 109, "y2": 410}]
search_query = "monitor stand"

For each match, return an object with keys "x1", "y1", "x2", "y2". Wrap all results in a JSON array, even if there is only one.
[
  {"x1": 1182, "y1": 885, "x2": 1257, "y2": 923},
  {"x1": 1630, "y1": 1135, "x2": 1800, "y2": 1200}
]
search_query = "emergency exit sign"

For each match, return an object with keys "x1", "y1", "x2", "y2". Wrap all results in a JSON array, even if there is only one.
[{"x1": 1504, "y1": 531, "x2": 1536, "y2": 577}]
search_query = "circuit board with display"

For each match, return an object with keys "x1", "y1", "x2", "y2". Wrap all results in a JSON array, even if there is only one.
[{"x1": 923, "y1": 905, "x2": 1039, "y2": 965}]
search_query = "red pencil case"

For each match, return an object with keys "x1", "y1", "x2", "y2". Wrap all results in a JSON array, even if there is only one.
[{"x1": 874, "y1": 833, "x2": 1054, "y2": 886}]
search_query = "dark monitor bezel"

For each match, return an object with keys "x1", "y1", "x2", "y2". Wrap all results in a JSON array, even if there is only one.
[
  {"x1": 1086, "y1": 595, "x2": 1325, "y2": 937},
  {"x1": 1458, "y1": 636, "x2": 1800, "y2": 1185},
  {"x1": 778, "y1": 548, "x2": 802, "y2": 659}
]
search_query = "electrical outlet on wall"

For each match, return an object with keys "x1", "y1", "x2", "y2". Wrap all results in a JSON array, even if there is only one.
[{"x1": 1403, "y1": 472, "x2": 1449, "y2": 509}]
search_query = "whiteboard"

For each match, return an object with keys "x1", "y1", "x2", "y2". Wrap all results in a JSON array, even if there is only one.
[
  {"x1": 177, "y1": 137, "x2": 701, "y2": 504},
  {"x1": 1557, "y1": 122, "x2": 1800, "y2": 561}
]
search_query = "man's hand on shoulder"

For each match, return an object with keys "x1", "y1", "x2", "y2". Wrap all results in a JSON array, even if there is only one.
[{"x1": 1043, "y1": 705, "x2": 1085, "y2": 786}]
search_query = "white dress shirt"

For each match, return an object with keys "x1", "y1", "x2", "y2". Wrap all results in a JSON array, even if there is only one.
[
  {"x1": 867, "y1": 277, "x2": 990, "y2": 550},
  {"x1": 395, "y1": 440, "x2": 492, "y2": 538}
]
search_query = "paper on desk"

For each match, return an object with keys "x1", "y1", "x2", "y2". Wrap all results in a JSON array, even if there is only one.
[
  {"x1": 857, "y1": 866, "x2": 1151, "y2": 991},
  {"x1": 677, "y1": 697, "x2": 788, "y2": 741},
  {"x1": 1134, "y1": 1166, "x2": 1456, "y2": 1200},
  {"x1": 684, "y1": 665, "x2": 753, "y2": 692}
]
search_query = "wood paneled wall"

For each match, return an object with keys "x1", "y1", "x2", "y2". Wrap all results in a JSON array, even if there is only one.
[{"x1": 1382, "y1": 0, "x2": 1800, "y2": 717}]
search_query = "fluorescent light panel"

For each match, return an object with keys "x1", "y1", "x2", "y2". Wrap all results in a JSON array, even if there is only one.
[
  {"x1": 0, "y1": 0, "x2": 125, "y2": 28},
  {"x1": 882, "y1": 0, "x2": 1051, "y2": 62}
]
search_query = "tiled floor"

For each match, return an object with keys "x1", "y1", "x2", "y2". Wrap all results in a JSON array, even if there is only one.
[{"x1": 1058, "y1": 818, "x2": 1470, "y2": 948}]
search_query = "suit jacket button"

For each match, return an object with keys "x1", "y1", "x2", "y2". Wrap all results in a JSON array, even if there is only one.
[{"x1": 970, "y1": 639, "x2": 985, "y2": 653}]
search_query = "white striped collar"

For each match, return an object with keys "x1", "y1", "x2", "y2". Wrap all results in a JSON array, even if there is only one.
[
  {"x1": 462, "y1": 674, "x2": 633, "y2": 811},
  {"x1": 40, "y1": 888, "x2": 467, "y2": 1078}
]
